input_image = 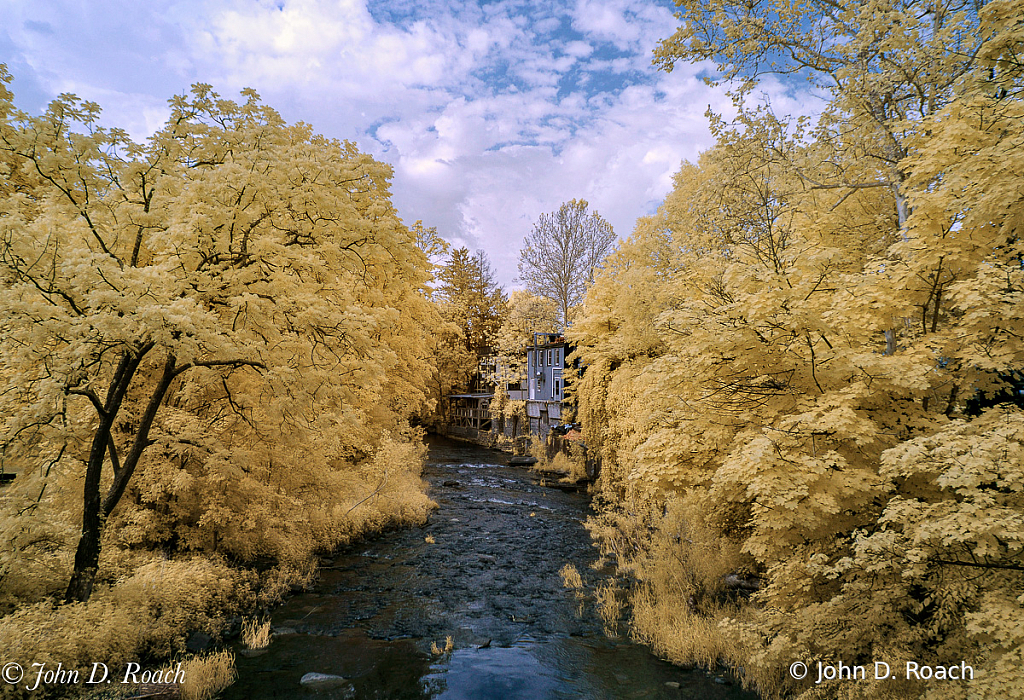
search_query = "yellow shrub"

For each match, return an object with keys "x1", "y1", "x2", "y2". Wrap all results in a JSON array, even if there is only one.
[
  {"x1": 180, "y1": 650, "x2": 236, "y2": 700},
  {"x1": 586, "y1": 495, "x2": 749, "y2": 673},
  {"x1": 559, "y1": 563, "x2": 584, "y2": 594},
  {"x1": 0, "y1": 557, "x2": 242, "y2": 672},
  {"x1": 531, "y1": 437, "x2": 587, "y2": 481},
  {"x1": 240, "y1": 618, "x2": 271, "y2": 650}
]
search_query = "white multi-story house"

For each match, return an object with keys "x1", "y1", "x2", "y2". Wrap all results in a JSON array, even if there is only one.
[
  {"x1": 522, "y1": 332, "x2": 568, "y2": 435},
  {"x1": 526, "y1": 332, "x2": 566, "y2": 402}
]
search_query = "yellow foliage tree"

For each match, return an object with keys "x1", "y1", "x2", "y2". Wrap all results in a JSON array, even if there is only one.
[
  {"x1": 425, "y1": 246, "x2": 505, "y2": 418},
  {"x1": 488, "y1": 290, "x2": 560, "y2": 389},
  {"x1": 571, "y1": 1, "x2": 1024, "y2": 697},
  {"x1": 0, "y1": 75, "x2": 438, "y2": 604}
]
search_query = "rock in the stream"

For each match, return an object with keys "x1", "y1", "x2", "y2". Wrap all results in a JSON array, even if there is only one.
[
  {"x1": 300, "y1": 672, "x2": 351, "y2": 689},
  {"x1": 185, "y1": 630, "x2": 212, "y2": 653}
]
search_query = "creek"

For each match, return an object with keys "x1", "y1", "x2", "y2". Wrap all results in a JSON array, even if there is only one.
[{"x1": 224, "y1": 436, "x2": 758, "y2": 699}]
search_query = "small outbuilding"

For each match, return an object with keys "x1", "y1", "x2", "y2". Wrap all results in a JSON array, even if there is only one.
[{"x1": 446, "y1": 393, "x2": 493, "y2": 435}]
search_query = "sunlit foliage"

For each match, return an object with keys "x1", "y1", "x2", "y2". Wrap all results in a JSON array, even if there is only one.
[
  {"x1": 488, "y1": 290, "x2": 560, "y2": 390},
  {"x1": 571, "y1": 1, "x2": 1024, "y2": 697},
  {"x1": 0, "y1": 72, "x2": 437, "y2": 680},
  {"x1": 425, "y1": 246, "x2": 506, "y2": 416}
]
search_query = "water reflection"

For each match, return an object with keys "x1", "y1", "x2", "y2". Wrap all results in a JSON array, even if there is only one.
[
  {"x1": 226, "y1": 437, "x2": 758, "y2": 700},
  {"x1": 426, "y1": 641, "x2": 750, "y2": 700}
]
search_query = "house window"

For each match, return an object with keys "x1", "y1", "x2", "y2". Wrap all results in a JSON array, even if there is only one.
[
  {"x1": 555, "y1": 379, "x2": 560, "y2": 399},
  {"x1": 548, "y1": 350, "x2": 552, "y2": 365}
]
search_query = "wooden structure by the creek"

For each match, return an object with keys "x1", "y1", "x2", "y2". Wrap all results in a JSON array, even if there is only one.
[
  {"x1": 447, "y1": 393, "x2": 493, "y2": 433},
  {"x1": 443, "y1": 393, "x2": 558, "y2": 444}
]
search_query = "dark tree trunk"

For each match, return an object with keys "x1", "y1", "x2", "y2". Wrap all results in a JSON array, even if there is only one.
[
  {"x1": 64, "y1": 346, "x2": 168, "y2": 603},
  {"x1": 63, "y1": 349, "x2": 249, "y2": 603},
  {"x1": 65, "y1": 350, "x2": 140, "y2": 603},
  {"x1": 64, "y1": 505, "x2": 103, "y2": 603}
]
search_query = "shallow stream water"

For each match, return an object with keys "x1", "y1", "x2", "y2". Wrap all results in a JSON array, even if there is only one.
[{"x1": 225, "y1": 437, "x2": 758, "y2": 699}]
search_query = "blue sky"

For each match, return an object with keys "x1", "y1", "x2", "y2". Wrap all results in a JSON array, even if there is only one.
[{"x1": 1, "y1": 0, "x2": 808, "y2": 287}]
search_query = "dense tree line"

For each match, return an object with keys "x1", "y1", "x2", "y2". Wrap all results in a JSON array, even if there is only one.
[{"x1": 569, "y1": 1, "x2": 1024, "y2": 698}]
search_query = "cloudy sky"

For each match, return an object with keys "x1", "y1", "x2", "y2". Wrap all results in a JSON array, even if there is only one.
[{"x1": 1, "y1": 0, "x2": 804, "y2": 287}]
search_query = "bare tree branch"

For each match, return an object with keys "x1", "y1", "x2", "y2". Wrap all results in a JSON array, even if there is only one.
[{"x1": 518, "y1": 199, "x2": 616, "y2": 327}]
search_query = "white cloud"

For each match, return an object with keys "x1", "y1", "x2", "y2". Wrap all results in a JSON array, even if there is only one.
[
  {"x1": 2, "y1": 0, "x2": 817, "y2": 288},
  {"x1": 562, "y1": 40, "x2": 593, "y2": 58},
  {"x1": 569, "y1": 0, "x2": 677, "y2": 53}
]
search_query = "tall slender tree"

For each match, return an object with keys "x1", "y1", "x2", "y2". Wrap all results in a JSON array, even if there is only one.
[
  {"x1": 518, "y1": 199, "x2": 616, "y2": 328},
  {"x1": 435, "y1": 247, "x2": 505, "y2": 358}
]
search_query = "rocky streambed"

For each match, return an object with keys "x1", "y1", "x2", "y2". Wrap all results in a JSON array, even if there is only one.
[{"x1": 224, "y1": 436, "x2": 758, "y2": 700}]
